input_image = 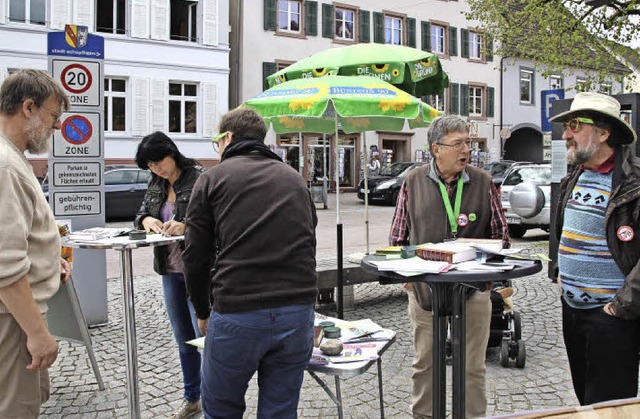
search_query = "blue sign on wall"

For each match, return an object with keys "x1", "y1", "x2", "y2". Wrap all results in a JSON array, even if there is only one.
[
  {"x1": 541, "y1": 89, "x2": 565, "y2": 132},
  {"x1": 47, "y1": 25, "x2": 104, "y2": 59}
]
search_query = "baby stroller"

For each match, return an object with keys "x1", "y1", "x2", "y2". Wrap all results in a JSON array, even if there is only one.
[{"x1": 488, "y1": 280, "x2": 526, "y2": 368}]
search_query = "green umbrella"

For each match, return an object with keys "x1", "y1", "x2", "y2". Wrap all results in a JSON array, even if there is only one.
[
  {"x1": 244, "y1": 75, "x2": 440, "y2": 317},
  {"x1": 266, "y1": 43, "x2": 449, "y2": 97}
]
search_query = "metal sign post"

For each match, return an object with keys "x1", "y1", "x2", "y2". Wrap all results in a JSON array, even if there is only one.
[{"x1": 47, "y1": 25, "x2": 107, "y2": 326}]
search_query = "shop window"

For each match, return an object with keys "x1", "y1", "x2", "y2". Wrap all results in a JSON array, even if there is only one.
[{"x1": 96, "y1": 0, "x2": 127, "y2": 34}]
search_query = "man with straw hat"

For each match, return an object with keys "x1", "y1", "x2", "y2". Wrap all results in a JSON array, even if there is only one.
[{"x1": 551, "y1": 92, "x2": 640, "y2": 406}]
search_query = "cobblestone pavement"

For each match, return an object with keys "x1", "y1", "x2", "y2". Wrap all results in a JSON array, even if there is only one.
[{"x1": 40, "y1": 238, "x2": 581, "y2": 418}]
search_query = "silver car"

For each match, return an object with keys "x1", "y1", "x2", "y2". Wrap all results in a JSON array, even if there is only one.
[{"x1": 500, "y1": 164, "x2": 551, "y2": 238}]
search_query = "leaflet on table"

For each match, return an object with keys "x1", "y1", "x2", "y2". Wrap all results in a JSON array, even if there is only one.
[
  {"x1": 372, "y1": 257, "x2": 450, "y2": 274},
  {"x1": 67, "y1": 227, "x2": 132, "y2": 241},
  {"x1": 312, "y1": 343, "x2": 379, "y2": 364},
  {"x1": 67, "y1": 233, "x2": 184, "y2": 245},
  {"x1": 453, "y1": 261, "x2": 515, "y2": 272},
  {"x1": 314, "y1": 314, "x2": 394, "y2": 343}
]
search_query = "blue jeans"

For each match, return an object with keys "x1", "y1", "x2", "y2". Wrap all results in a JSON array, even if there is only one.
[
  {"x1": 163, "y1": 273, "x2": 201, "y2": 402},
  {"x1": 201, "y1": 304, "x2": 315, "y2": 419}
]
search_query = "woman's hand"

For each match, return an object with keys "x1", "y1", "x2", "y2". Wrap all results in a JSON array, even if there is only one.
[
  {"x1": 142, "y1": 216, "x2": 164, "y2": 234},
  {"x1": 161, "y1": 220, "x2": 185, "y2": 236}
]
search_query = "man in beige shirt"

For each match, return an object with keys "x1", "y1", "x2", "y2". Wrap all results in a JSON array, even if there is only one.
[{"x1": 0, "y1": 69, "x2": 70, "y2": 418}]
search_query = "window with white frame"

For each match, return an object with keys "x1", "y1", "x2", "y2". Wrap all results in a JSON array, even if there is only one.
[
  {"x1": 171, "y1": 0, "x2": 198, "y2": 42},
  {"x1": 427, "y1": 94, "x2": 446, "y2": 113},
  {"x1": 469, "y1": 85, "x2": 483, "y2": 116},
  {"x1": 9, "y1": 0, "x2": 46, "y2": 25},
  {"x1": 96, "y1": 0, "x2": 126, "y2": 34},
  {"x1": 384, "y1": 14, "x2": 403, "y2": 45},
  {"x1": 335, "y1": 7, "x2": 355, "y2": 41},
  {"x1": 169, "y1": 82, "x2": 198, "y2": 134},
  {"x1": 469, "y1": 31, "x2": 483, "y2": 60},
  {"x1": 431, "y1": 25, "x2": 446, "y2": 54},
  {"x1": 104, "y1": 78, "x2": 127, "y2": 132},
  {"x1": 520, "y1": 69, "x2": 534, "y2": 104},
  {"x1": 600, "y1": 83, "x2": 612, "y2": 95},
  {"x1": 576, "y1": 78, "x2": 588, "y2": 92},
  {"x1": 278, "y1": 0, "x2": 302, "y2": 33},
  {"x1": 550, "y1": 75, "x2": 563, "y2": 90}
]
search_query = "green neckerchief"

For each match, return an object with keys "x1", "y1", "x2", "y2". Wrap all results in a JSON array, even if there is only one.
[{"x1": 437, "y1": 176, "x2": 464, "y2": 236}]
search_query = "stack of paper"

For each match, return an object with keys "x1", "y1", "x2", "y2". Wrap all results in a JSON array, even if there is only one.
[
  {"x1": 67, "y1": 227, "x2": 131, "y2": 241},
  {"x1": 373, "y1": 256, "x2": 450, "y2": 276}
]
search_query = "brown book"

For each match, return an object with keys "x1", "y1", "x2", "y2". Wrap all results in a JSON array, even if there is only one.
[{"x1": 416, "y1": 242, "x2": 477, "y2": 264}]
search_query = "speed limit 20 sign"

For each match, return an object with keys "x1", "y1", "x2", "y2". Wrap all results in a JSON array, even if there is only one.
[{"x1": 52, "y1": 59, "x2": 100, "y2": 106}]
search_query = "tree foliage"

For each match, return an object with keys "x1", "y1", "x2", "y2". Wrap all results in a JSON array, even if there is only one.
[{"x1": 466, "y1": 0, "x2": 639, "y2": 88}]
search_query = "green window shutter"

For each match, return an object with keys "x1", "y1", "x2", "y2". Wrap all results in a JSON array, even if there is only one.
[
  {"x1": 486, "y1": 36, "x2": 493, "y2": 62},
  {"x1": 262, "y1": 62, "x2": 277, "y2": 91},
  {"x1": 449, "y1": 82, "x2": 459, "y2": 114},
  {"x1": 407, "y1": 18, "x2": 416, "y2": 48},
  {"x1": 305, "y1": 1, "x2": 317, "y2": 36},
  {"x1": 449, "y1": 26, "x2": 458, "y2": 56},
  {"x1": 264, "y1": 0, "x2": 277, "y2": 31},
  {"x1": 421, "y1": 21, "x2": 431, "y2": 52},
  {"x1": 487, "y1": 87, "x2": 495, "y2": 117},
  {"x1": 359, "y1": 10, "x2": 370, "y2": 42},
  {"x1": 460, "y1": 83, "x2": 469, "y2": 116},
  {"x1": 461, "y1": 28, "x2": 469, "y2": 59},
  {"x1": 373, "y1": 12, "x2": 384, "y2": 44},
  {"x1": 322, "y1": 3, "x2": 334, "y2": 38}
]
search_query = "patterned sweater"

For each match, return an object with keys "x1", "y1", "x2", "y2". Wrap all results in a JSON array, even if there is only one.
[{"x1": 559, "y1": 169, "x2": 625, "y2": 309}]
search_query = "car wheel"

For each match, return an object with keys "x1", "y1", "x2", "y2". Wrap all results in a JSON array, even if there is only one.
[
  {"x1": 510, "y1": 182, "x2": 545, "y2": 218},
  {"x1": 508, "y1": 224, "x2": 527, "y2": 239}
]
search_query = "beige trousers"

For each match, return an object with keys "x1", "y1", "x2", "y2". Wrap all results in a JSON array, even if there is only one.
[
  {"x1": 407, "y1": 289, "x2": 491, "y2": 419},
  {"x1": 0, "y1": 313, "x2": 51, "y2": 419}
]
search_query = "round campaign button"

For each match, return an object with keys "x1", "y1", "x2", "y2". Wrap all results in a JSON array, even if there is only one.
[
  {"x1": 469, "y1": 213, "x2": 477, "y2": 222},
  {"x1": 457, "y1": 214, "x2": 469, "y2": 227},
  {"x1": 617, "y1": 225, "x2": 634, "y2": 242}
]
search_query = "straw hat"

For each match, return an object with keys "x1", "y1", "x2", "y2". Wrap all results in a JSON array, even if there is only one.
[{"x1": 549, "y1": 92, "x2": 636, "y2": 144}]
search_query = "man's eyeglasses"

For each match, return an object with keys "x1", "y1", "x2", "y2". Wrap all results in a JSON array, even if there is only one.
[
  {"x1": 437, "y1": 140, "x2": 471, "y2": 151},
  {"x1": 211, "y1": 131, "x2": 228, "y2": 153},
  {"x1": 39, "y1": 104, "x2": 63, "y2": 122},
  {"x1": 562, "y1": 117, "x2": 594, "y2": 133}
]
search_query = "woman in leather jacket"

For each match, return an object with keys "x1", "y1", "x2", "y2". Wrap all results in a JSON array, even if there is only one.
[{"x1": 134, "y1": 131, "x2": 203, "y2": 419}]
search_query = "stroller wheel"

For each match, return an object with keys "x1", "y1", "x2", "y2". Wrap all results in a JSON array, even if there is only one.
[
  {"x1": 515, "y1": 340, "x2": 526, "y2": 368},
  {"x1": 500, "y1": 339, "x2": 510, "y2": 367},
  {"x1": 513, "y1": 311, "x2": 522, "y2": 341}
]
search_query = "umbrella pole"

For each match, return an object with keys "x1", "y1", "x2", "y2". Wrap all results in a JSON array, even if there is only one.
[
  {"x1": 364, "y1": 147, "x2": 370, "y2": 255},
  {"x1": 335, "y1": 118, "x2": 344, "y2": 319}
]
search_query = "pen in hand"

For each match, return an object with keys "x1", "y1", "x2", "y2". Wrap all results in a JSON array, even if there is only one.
[{"x1": 161, "y1": 214, "x2": 176, "y2": 236}]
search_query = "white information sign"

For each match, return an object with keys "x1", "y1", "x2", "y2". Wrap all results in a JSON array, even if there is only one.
[
  {"x1": 53, "y1": 162, "x2": 101, "y2": 187},
  {"x1": 551, "y1": 141, "x2": 568, "y2": 183},
  {"x1": 53, "y1": 112, "x2": 101, "y2": 157},
  {"x1": 52, "y1": 59, "x2": 100, "y2": 106},
  {"x1": 53, "y1": 191, "x2": 101, "y2": 216}
]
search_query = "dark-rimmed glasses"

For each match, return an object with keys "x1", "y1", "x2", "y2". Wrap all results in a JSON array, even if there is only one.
[
  {"x1": 562, "y1": 117, "x2": 594, "y2": 133},
  {"x1": 437, "y1": 140, "x2": 471, "y2": 151}
]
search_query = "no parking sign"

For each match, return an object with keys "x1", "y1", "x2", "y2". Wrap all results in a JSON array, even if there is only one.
[{"x1": 53, "y1": 113, "x2": 101, "y2": 157}]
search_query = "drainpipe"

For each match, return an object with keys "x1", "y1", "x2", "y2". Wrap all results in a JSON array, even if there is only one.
[
  {"x1": 499, "y1": 55, "x2": 508, "y2": 159},
  {"x1": 230, "y1": 0, "x2": 243, "y2": 108}
]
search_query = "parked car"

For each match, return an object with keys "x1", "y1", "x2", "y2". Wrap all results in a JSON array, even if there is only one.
[
  {"x1": 499, "y1": 163, "x2": 552, "y2": 238},
  {"x1": 482, "y1": 160, "x2": 530, "y2": 189},
  {"x1": 357, "y1": 162, "x2": 424, "y2": 205},
  {"x1": 43, "y1": 165, "x2": 151, "y2": 219}
]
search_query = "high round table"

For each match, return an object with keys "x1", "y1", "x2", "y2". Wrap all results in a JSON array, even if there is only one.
[
  {"x1": 62, "y1": 234, "x2": 184, "y2": 419},
  {"x1": 361, "y1": 255, "x2": 542, "y2": 419}
]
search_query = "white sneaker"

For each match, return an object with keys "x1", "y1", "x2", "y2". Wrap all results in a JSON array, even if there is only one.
[{"x1": 172, "y1": 399, "x2": 202, "y2": 419}]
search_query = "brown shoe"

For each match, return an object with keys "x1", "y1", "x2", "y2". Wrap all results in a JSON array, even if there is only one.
[
  {"x1": 496, "y1": 287, "x2": 513, "y2": 299},
  {"x1": 172, "y1": 399, "x2": 202, "y2": 419}
]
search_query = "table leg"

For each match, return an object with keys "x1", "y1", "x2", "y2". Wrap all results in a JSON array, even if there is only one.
[
  {"x1": 334, "y1": 376, "x2": 344, "y2": 419},
  {"x1": 119, "y1": 249, "x2": 140, "y2": 419},
  {"x1": 451, "y1": 284, "x2": 468, "y2": 419},
  {"x1": 431, "y1": 284, "x2": 449, "y2": 419},
  {"x1": 377, "y1": 358, "x2": 385, "y2": 418}
]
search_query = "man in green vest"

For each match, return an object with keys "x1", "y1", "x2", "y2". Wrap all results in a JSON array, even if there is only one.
[{"x1": 389, "y1": 114, "x2": 511, "y2": 418}]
